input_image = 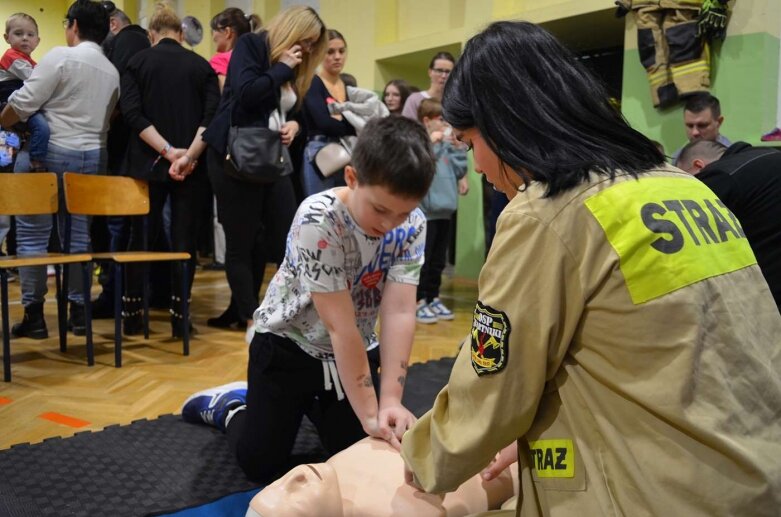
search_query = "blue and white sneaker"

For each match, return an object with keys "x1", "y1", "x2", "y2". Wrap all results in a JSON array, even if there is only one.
[
  {"x1": 181, "y1": 381, "x2": 247, "y2": 431},
  {"x1": 416, "y1": 299, "x2": 438, "y2": 324},
  {"x1": 428, "y1": 298, "x2": 455, "y2": 321}
]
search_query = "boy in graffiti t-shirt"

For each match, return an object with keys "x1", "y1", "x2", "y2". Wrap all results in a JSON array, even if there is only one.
[{"x1": 182, "y1": 116, "x2": 435, "y2": 483}]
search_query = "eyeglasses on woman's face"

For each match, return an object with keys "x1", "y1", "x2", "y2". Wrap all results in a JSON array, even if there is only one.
[
  {"x1": 62, "y1": 18, "x2": 72, "y2": 29},
  {"x1": 430, "y1": 67, "x2": 451, "y2": 76}
]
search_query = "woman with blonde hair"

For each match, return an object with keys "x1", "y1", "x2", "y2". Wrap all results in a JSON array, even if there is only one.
[
  {"x1": 120, "y1": 3, "x2": 219, "y2": 336},
  {"x1": 202, "y1": 6, "x2": 327, "y2": 335}
]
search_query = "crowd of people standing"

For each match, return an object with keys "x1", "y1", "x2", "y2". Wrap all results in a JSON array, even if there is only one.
[{"x1": 0, "y1": 1, "x2": 468, "y2": 339}]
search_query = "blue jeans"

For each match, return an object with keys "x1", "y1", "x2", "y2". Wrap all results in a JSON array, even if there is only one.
[
  {"x1": 27, "y1": 112, "x2": 50, "y2": 163},
  {"x1": 15, "y1": 144, "x2": 106, "y2": 306},
  {"x1": 301, "y1": 140, "x2": 345, "y2": 197}
]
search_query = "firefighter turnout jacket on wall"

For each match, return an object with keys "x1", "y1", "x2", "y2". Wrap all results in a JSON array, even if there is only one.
[
  {"x1": 402, "y1": 168, "x2": 781, "y2": 516},
  {"x1": 619, "y1": 1, "x2": 710, "y2": 107}
]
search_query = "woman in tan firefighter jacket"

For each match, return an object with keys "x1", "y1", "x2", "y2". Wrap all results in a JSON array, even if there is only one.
[{"x1": 401, "y1": 21, "x2": 781, "y2": 517}]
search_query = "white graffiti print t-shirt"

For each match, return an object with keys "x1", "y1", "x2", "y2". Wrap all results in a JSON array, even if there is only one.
[{"x1": 254, "y1": 189, "x2": 426, "y2": 360}]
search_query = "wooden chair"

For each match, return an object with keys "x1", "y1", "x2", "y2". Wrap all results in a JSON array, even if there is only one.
[
  {"x1": 0, "y1": 173, "x2": 94, "y2": 382},
  {"x1": 62, "y1": 173, "x2": 191, "y2": 367}
]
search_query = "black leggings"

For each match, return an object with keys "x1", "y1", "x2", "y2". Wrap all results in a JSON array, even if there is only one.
[
  {"x1": 126, "y1": 172, "x2": 209, "y2": 304},
  {"x1": 207, "y1": 149, "x2": 296, "y2": 321},
  {"x1": 227, "y1": 332, "x2": 380, "y2": 483},
  {"x1": 417, "y1": 218, "x2": 451, "y2": 302}
]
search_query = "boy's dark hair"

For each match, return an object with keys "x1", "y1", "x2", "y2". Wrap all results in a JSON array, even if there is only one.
[
  {"x1": 66, "y1": 0, "x2": 110, "y2": 44},
  {"x1": 417, "y1": 98, "x2": 442, "y2": 122},
  {"x1": 684, "y1": 92, "x2": 721, "y2": 118},
  {"x1": 677, "y1": 139, "x2": 727, "y2": 171},
  {"x1": 351, "y1": 116, "x2": 435, "y2": 199},
  {"x1": 443, "y1": 21, "x2": 664, "y2": 197},
  {"x1": 340, "y1": 72, "x2": 357, "y2": 88}
]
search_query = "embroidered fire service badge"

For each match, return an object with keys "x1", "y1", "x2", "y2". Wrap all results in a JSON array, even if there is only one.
[{"x1": 470, "y1": 301, "x2": 510, "y2": 376}]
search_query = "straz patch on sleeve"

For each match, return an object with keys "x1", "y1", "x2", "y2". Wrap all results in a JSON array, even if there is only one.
[
  {"x1": 529, "y1": 439, "x2": 575, "y2": 478},
  {"x1": 470, "y1": 302, "x2": 511, "y2": 376}
]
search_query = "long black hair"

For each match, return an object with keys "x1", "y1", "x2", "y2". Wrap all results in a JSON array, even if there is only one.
[{"x1": 443, "y1": 21, "x2": 664, "y2": 197}]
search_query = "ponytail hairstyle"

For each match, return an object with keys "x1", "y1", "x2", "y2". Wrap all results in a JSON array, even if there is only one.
[
  {"x1": 210, "y1": 7, "x2": 261, "y2": 37},
  {"x1": 264, "y1": 6, "x2": 327, "y2": 108},
  {"x1": 149, "y1": 3, "x2": 181, "y2": 35}
]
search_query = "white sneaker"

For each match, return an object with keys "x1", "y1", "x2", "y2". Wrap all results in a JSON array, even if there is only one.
[
  {"x1": 416, "y1": 300, "x2": 438, "y2": 324},
  {"x1": 428, "y1": 298, "x2": 454, "y2": 320}
]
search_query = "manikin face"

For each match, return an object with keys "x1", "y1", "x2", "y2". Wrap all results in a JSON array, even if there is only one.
[
  {"x1": 5, "y1": 18, "x2": 40, "y2": 55},
  {"x1": 384, "y1": 84, "x2": 402, "y2": 113},
  {"x1": 341, "y1": 166, "x2": 420, "y2": 238},
  {"x1": 456, "y1": 127, "x2": 521, "y2": 200},
  {"x1": 249, "y1": 463, "x2": 344, "y2": 517},
  {"x1": 428, "y1": 58, "x2": 453, "y2": 90},
  {"x1": 684, "y1": 108, "x2": 723, "y2": 143},
  {"x1": 323, "y1": 37, "x2": 347, "y2": 75}
]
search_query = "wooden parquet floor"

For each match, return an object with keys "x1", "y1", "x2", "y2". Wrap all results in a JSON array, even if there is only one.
[{"x1": 0, "y1": 264, "x2": 477, "y2": 449}]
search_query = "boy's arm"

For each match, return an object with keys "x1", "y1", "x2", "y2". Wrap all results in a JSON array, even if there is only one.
[
  {"x1": 311, "y1": 289, "x2": 400, "y2": 449},
  {"x1": 7, "y1": 58, "x2": 34, "y2": 81},
  {"x1": 378, "y1": 280, "x2": 418, "y2": 441}
]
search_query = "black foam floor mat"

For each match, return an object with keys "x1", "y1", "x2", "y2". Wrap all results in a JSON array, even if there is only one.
[{"x1": 0, "y1": 356, "x2": 456, "y2": 516}]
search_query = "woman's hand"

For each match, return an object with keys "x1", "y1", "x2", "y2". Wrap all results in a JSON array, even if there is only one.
[
  {"x1": 169, "y1": 154, "x2": 196, "y2": 181},
  {"x1": 280, "y1": 44, "x2": 303, "y2": 69},
  {"x1": 280, "y1": 120, "x2": 300, "y2": 147},
  {"x1": 458, "y1": 176, "x2": 470, "y2": 195},
  {"x1": 481, "y1": 441, "x2": 518, "y2": 481}
]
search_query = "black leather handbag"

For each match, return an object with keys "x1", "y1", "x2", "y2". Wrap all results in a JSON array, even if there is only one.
[{"x1": 224, "y1": 125, "x2": 293, "y2": 184}]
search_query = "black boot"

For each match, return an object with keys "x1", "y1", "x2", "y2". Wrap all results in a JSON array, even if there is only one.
[
  {"x1": 11, "y1": 302, "x2": 48, "y2": 339},
  {"x1": 206, "y1": 300, "x2": 242, "y2": 329},
  {"x1": 171, "y1": 314, "x2": 195, "y2": 339},
  {"x1": 171, "y1": 297, "x2": 194, "y2": 338},
  {"x1": 122, "y1": 296, "x2": 143, "y2": 336},
  {"x1": 68, "y1": 302, "x2": 86, "y2": 336},
  {"x1": 90, "y1": 293, "x2": 115, "y2": 319}
]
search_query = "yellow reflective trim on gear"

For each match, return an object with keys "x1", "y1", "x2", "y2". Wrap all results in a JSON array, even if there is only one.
[
  {"x1": 529, "y1": 439, "x2": 575, "y2": 478},
  {"x1": 584, "y1": 177, "x2": 757, "y2": 304},
  {"x1": 671, "y1": 62, "x2": 709, "y2": 77}
]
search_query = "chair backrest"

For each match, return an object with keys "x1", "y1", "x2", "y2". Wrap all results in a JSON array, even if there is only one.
[
  {"x1": 0, "y1": 172, "x2": 58, "y2": 215},
  {"x1": 63, "y1": 173, "x2": 150, "y2": 216}
]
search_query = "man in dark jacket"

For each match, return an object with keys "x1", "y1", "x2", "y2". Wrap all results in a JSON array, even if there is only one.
[
  {"x1": 92, "y1": 3, "x2": 151, "y2": 318},
  {"x1": 678, "y1": 140, "x2": 781, "y2": 312}
]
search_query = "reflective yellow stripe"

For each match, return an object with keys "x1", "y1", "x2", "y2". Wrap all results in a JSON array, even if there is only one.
[
  {"x1": 529, "y1": 439, "x2": 575, "y2": 478},
  {"x1": 671, "y1": 61, "x2": 709, "y2": 77},
  {"x1": 584, "y1": 177, "x2": 756, "y2": 304}
]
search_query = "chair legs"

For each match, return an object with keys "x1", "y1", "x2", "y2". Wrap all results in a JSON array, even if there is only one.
[
  {"x1": 113, "y1": 263, "x2": 123, "y2": 368},
  {"x1": 2, "y1": 270, "x2": 11, "y2": 382},
  {"x1": 142, "y1": 264, "x2": 150, "y2": 340},
  {"x1": 55, "y1": 265, "x2": 67, "y2": 353},
  {"x1": 181, "y1": 261, "x2": 189, "y2": 356},
  {"x1": 81, "y1": 262, "x2": 94, "y2": 367}
]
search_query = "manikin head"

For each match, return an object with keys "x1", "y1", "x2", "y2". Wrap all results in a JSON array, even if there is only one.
[{"x1": 247, "y1": 438, "x2": 517, "y2": 517}]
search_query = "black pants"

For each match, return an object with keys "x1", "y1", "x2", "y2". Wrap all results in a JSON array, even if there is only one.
[
  {"x1": 417, "y1": 218, "x2": 451, "y2": 302},
  {"x1": 228, "y1": 332, "x2": 380, "y2": 483},
  {"x1": 126, "y1": 172, "x2": 209, "y2": 305},
  {"x1": 207, "y1": 149, "x2": 296, "y2": 321}
]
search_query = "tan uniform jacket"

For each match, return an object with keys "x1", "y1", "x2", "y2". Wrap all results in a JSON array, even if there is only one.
[{"x1": 402, "y1": 168, "x2": 781, "y2": 516}]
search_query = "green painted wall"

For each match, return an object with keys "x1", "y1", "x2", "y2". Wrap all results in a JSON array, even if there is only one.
[{"x1": 622, "y1": 33, "x2": 780, "y2": 156}]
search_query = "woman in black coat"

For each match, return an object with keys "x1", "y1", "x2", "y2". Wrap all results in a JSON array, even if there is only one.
[
  {"x1": 202, "y1": 6, "x2": 327, "y2": 335},
  {"x1": 120, "y1": 5, "x2": 219, "y2": 336}
]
